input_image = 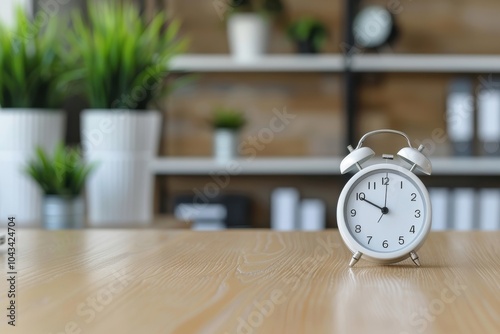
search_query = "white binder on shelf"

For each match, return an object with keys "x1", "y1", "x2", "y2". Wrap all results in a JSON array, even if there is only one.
[
  {"x1": 451, "y1": 188, "x2": 476, "y2": 231},
  {"x1": 299, "y1": 199, "x2": 326, "y2": 231},
  {"x1": 477, "y1": 87, "x2": 500, "y2": 156},
  {"x1": 429, "y1": 188, "x2": 450, "y2": 231},
  {"x1": 478, "y1": 189, "x2": 500, "y2": 231},
  {"x1": 271, "y1": 188, "x2": 300, "y2": 231},
  {"x1": 446, "y1": 79, "x2": 474, "y2": 156}
]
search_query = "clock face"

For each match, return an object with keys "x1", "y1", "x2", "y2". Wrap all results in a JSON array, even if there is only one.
[
  {"x1": 353, "y1": 6, "x2": 393, "y2": 48},
  {"x1": 341, "y1": 166, "x2": 429, "y2": 256}
]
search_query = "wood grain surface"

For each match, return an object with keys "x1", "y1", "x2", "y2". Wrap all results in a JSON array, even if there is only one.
[{"x1": 1, "y1": 230, "x2": 499, "y2": 334}]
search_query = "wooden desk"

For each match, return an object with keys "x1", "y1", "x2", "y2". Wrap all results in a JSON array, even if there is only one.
[
  {"x1": 1, "y1": 230, "x2": 499, "y2": 333},
  {"x1": 86, "y1": 215, "x2": 192, "y2": 229},
  {"x1": 14, "y1": 215, "x2": 192, "y2": 229}
]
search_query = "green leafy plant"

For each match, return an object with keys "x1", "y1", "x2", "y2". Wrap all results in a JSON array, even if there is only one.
[
  {"x1": 228, "y1": 0, "x2": 284, "y2": 16},
  {"x1": 212, "y1": 107, "x2": 246, "y2": 130},
  {"x1": 0, "y1": 7, "x2": 71, "y2": 108},
  {"x1": 25, "y1": 144, "x2": 95, "y2": 197},
  {"x1": 287, "y1": 18, "x2": 328, "y2": 53},
  {"x1": 67, "y1": 1, "x2": 188, "y2": 110}
]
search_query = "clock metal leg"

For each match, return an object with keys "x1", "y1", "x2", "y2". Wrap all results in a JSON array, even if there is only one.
[
  {"x1": 349, "y1": 251, "x2": 363, "y2": 267},
  {"x1": 410, "y1": 251, "x2": 421, "y2": 267}
]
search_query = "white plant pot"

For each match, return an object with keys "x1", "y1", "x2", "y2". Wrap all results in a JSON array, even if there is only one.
[
  {"x1": 81, "y1": 109, "x2": 161, "y2": 226},
  {"x1": 0, "y1": 109, "x2": 65, "y2": 226},
  {"x1": 227, "y1": 13, "x2": 270, "y2": 62},
  {"x1": 214, "y1": 129, "x2": 239, "y2": 162},
  {"x1": 43, "y1": 196, "x2": 85, "y2": 230}
]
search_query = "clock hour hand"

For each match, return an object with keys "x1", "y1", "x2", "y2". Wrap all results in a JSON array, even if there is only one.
[
  {"x1": 360, "y1": 197, "x2": 382, "y2": 210},
  {"x1": 361, "y1": 197, "x2": 389, "y2": 215}
]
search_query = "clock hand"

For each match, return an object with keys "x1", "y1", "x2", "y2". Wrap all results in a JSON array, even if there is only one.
[
  {"x1": 361, "y1": 197, "x2": 389, "y2": 219},
  {"x1": 378, "y1": 173, "x2": 390, "y2": 223},
  {"x1": 360, "y1": 197, "x2": 383, "y2": 211},
  {"x1": 383, "y1": 173, "x2": 389, "y2": 207}
]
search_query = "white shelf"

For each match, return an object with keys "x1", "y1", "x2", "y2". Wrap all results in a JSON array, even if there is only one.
[
  {"x1": 151, "y1": 157, "x2": 343, "y2": 175},
  {"x1": 431, "y1": 157, "x2": 500, "y2": 175},
  {"x1": 170, "y1": 54, "x2": 345, "y2": 72},
  {"x1": 351, "y1": 54, "x2": 500, "y2": 73},
  {"x1": 151, "y1": 157, "x2": 500, "y2": 176},
  {"x1": 170, "y1": 54, "x2": 500, "y2": 73}
]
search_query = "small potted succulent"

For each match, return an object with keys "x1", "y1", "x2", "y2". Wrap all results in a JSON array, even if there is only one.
[
  {"x1": 226, "y1": 0, "x2": 284, "y2": 62},
  {"x1": 212, "y1": 108, "x2": 246, "y2": 162},
  {"x1": 25, "y1": 145, "x2": 95, "y2": 230},
  {"x1": 287, "y1": 18, "x2": 328, "y2": 54},
  {"x1": 0, "y1": 7, "x2": 71, "y2": 225}
]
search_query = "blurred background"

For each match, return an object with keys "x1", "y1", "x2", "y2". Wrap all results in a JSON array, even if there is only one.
[{"x1": 1, "y1": 0, "x2": 500, "y2": 231}]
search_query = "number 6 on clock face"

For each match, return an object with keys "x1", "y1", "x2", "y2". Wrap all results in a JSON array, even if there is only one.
[{"x1": 337, "y1": 164, "x2": 432, "y2": 264}]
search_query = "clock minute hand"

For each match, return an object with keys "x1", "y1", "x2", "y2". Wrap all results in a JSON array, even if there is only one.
[
  {"x1": 383, "y1": 174, "x2": 389, "y2": 207},
  {"x1": 378, "y1": 173, "x2": 390, "y2": 223}
]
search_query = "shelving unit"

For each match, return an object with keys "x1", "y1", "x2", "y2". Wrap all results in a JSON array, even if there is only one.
[
  {"x1": 165, "y1": 52, "x2": 500, "y2": 177},
  {"x1": 154, "y1": 0, "x2": 500, "y2": 228}
]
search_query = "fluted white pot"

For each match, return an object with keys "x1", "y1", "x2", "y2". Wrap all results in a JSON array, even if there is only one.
[
  {"x1": 43, "y1": 196, "x2": 85, "y2": 230},
  {"x1": 81, "y1": 110, "x2": 161, "y2": 225},
  {"x1": 214, "y1": 129, "x2": 239, "y2": 162},
  {"x1": 0, "y1": 109, "x2": 65, "y2": 226},
  {"x1": 227, "y1": 13, "x2": 270, "y2": 62}
]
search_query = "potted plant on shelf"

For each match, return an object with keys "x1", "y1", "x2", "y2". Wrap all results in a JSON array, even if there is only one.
[
  {"x1": 287, "y1": 18, "x2": 328, "y2": 54},
  {"x1": 212, "y1": 107, "x2": 246, "y2": 162},
  {"x1": 0, "y1": 7, "x2": 70, "y2": 226},
  {"x1": 227, "y1": 0, "x2": 284, "y2": 62},
  {"x1": 69, "y1": 1, "x2": 187, "y2": 225},
  {"x1": 25, "y1": 145, "x2": 95, "y2": 230}
]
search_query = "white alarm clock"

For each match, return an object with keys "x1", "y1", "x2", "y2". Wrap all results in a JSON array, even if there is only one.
[{"x1": 337, "y1": 129, "x2": 432, "y2": 267}]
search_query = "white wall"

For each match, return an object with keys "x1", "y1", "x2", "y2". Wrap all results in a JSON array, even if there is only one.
[{"x1": 0, "y1": 0, "x2": 32, "y2": 27}]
